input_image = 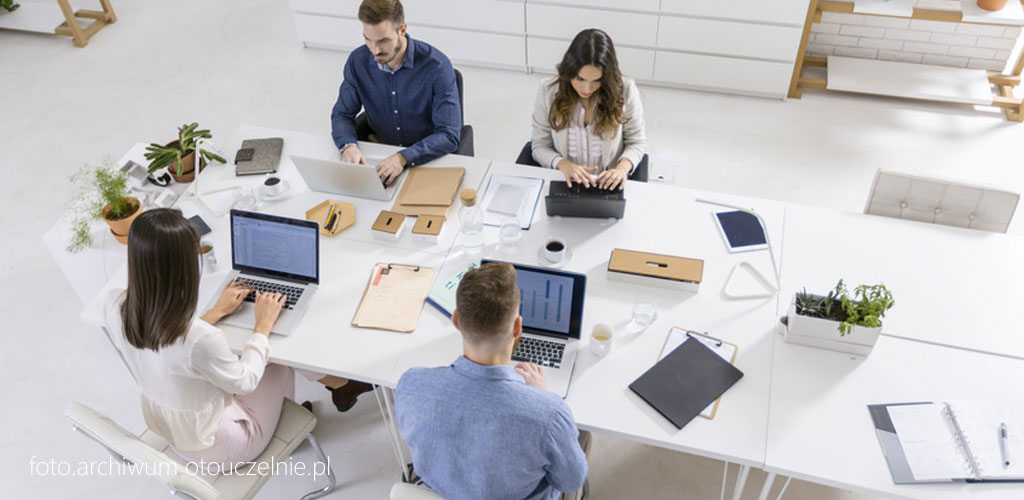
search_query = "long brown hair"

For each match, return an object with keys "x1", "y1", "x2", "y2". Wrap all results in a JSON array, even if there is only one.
[
  {"x1": 121, "y1": 208, "x2": 201, "y2": 351},
  {"x1": 548, "y1": 29, "x2": 625, "y2": 140}
]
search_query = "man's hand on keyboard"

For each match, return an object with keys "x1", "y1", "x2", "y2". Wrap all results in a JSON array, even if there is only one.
[
  {"x1": 201, "y1": 280, "x2": 252, "y2": 325},
  {"x1": 514, "y1": 362, "x2": 547, "y2": 390}
]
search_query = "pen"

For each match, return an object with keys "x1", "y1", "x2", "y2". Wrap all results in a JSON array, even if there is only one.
[
  {"x1": 328, "y1": 212, "x2": 338, "y2": 232},
  {"x1": 1000, "y1": 423, "x2": 1010, "y2": 468},
  {"x1": 324, "y1": 204, "x2": 336, "y2": 226}
]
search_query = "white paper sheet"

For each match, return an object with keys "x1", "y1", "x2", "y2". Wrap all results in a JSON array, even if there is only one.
[
  {"x1": 889, "y1": 403, "x2": 971, "y2": 481},
  {"x1": 948, "y1": 401, "x2": 1024, "y2": 480},
  {"x1": 488, "y1": 185, "x2": 529, "y2": 216},
  {"x1": 478, "y1": 175, "x2": 544, "y2": 229}
]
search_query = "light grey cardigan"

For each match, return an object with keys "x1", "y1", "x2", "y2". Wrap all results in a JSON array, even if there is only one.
[{"x1": 530, "y1": 76, "x2": 647, "y2": 172}]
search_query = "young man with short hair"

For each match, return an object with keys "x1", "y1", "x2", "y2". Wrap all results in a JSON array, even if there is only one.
[
  {"x1": 330, "y1": 0, "x2": 462, "y2": 186},
  {"x1": 395, "y1": 262, "x2": 589, "y2": 500}
]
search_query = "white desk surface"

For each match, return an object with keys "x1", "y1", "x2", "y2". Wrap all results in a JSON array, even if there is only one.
[
  {"x1": 765, "y1": 334, "x2": 1024, "y2": 499},
  {"x1": 779, "y1": 203, "x2": 1024, "y2": 360},
  {"x1": 390, "y1": 162, "x2": 787, "y2": 467}
]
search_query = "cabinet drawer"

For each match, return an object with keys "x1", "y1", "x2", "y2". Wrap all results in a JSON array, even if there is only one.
[
  {"x1": 657, "y1": 17, "x2": 801, "y2": 61},
  {"x1": 404, "y1": 0, "x2": 525, "y2": 34},
  {"x1": 528, "y1": 0, "x2": 660, "y2": 13},
  {"x1": 660, "y1": 0, "x2": 810, "y2": 27},
  {"x1": 528, "y1": 37, "x2": 654, "y2": 79},
  {"x1": 291, "y1": 0, "x2": 361, "y2": 17},
  {"x1": 526, "y1": 4, "x2": 659, "y2": 47},
  {"x1": 653, "y1": 51, "x2": 793, "y2": 97},
  {"x1": 414, "y1": 26, "x2": 526, "y2": 68},
  {"x1": 294, "y1": 13, "x2": 364, "y2": 49}
]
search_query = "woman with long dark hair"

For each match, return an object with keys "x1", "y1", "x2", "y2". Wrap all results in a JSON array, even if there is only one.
[
  {"x1": 102, "y1": 208, "x2": 300, "y2": 468},
  {"x1": 531, "y1": 28, "x2": 647, "y2": 190}
]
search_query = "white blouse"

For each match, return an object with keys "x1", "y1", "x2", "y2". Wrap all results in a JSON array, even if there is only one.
[
  {"x1": 564, "y1": 104, "x2": 605, "y2": 169},
  {"x1": 103, "y1": 290, "x2": 270, "y2": 451}
]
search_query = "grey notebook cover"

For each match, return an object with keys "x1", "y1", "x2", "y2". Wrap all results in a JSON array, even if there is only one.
[
  {"x1": 235, "y1": 137, "x2": 284, "y2": 175},
  {"x1": 868, "y1": 403, "x2": 936, "y2": 484},
  {"x1": 628, "y1": 338, "x2": 744, "y2": 429}
]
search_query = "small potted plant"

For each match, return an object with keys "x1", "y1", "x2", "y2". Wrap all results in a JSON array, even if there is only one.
[
  {"x1": 66, "y1": 159, "x2": 143, "y2": 252},
  {"x1": 144, "y1": 122, "x2": 225, "y2": 183},
  {"x1": 1, "y1": 1, "x2": 20, "y2": 13},
  {"x1": 783, "y1": 280, "x2": 895, "y2": 355}
]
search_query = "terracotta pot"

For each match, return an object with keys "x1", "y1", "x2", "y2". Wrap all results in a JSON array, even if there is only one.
[
  {"x1": 103, "y1": 196, "x2": 143, "y2": 244},
  {"x1": 163, "y1": 140, "x2": 206, "y2": 183},
  {"x1": 977, "y1": 0, "x2": 1009, "y2": 11}
]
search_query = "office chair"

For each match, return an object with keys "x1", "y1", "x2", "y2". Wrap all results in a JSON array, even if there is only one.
[
  {"x1": 515, "y1": 141, "x2": 649, "y2": 183},
  {"x1": 865, "y1": 169, "x2": 1019, "y2": 233},
  {"x1": 355, "y1": 68, "x2": 474, "y2": 157},
  {"x1": 64, "y1": 400, "x2": 336, "y2": 500}
]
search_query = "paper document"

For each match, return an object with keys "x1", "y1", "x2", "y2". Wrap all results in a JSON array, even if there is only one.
[
  {"x1": 947, "y1": 401, "x2": 1024, "y2": 480},
  {"x1": 660, "y1": 327, "x2": 738, "y2": 419},
  {"x1": 479, "y1": 175, "x2": 544, "y2": 229},
  {"x1": 352, "y1": 263, "x2": 436, "y2": 333},
  {"x1": 888, "y1": 403, "x2": 970, "y2": 481}
]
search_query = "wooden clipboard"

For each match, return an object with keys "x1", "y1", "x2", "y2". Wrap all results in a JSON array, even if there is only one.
[
  {"x1": 658, "y1": 327, "x2": 739, "y2": 420},
  {"x1": 352, "y1": 263, "x2": 436, "y2": 333}
]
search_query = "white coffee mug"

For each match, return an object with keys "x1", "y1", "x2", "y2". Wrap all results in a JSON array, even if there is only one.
[
  {"x1": 263, "y1": 176, "x2": 285, "y2": 196},
  {"x1": 590, "y1": 323, "x2": 613, "y2": 357},
  {"x1": 199, "y1": 241, "x2": 217, "y2": 274},
  {"x1": 543, "y1": 238, "x2": 567, "y2": 263}
]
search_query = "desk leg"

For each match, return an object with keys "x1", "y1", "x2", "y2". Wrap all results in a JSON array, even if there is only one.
[
  {"x1": 757, "y1": 472, "x2": 776, "y2": 500},
  {"x1": 731, "y1": 464, "x2": 751, "y2": 500},
  {"x1": 373, "y1": 385, "x2": 411, "y2": 481}
]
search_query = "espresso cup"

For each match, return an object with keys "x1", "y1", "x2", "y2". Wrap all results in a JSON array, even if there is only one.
[
  {"x1": 199, "y1": 241, "x2": 217, "y2": 273},
  {"x1": 589, "y1": 323, "x2": 613, "y2": 357},
  {"x1": 543, "y1": 238, "x2": 567, "y2": 263},
  {"x1": 263, "y1": 176, "x2": 284, "y2": 196}
]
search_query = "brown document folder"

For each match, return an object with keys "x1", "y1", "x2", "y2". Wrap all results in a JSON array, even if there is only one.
[
  {"x1": 391, "y1": 167, "x2": 466, "y2": 216},
  {"x1": 352, "y1": 263, "x2": 436, "y2": 333}
]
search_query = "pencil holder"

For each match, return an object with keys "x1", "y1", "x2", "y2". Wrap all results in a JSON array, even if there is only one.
[{"x1": 306, "y1": 200, "x2": 355, "y2": 236}]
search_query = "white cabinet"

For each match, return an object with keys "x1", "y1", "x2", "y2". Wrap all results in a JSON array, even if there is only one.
[
  {"x1": 660, "y1": 0, "x2": 810, "y2": 27},
  {"x1": 530, "y1": 0, "x2": 660, "y2": 12},
  {"x1": 527, "y1": 4, "x2": 659, "y2": 47},
  {"x1": 654, "y1": 51, "x2": 794, "y2": 97},
  {"x1": 404, "y1": 0, "x2": 525, "y2": 34},
  {"x1": 294, "y1": 13, "x2": 364, "y2": 50},
  {"x1": 657, "y1": 16, "x2": 802, "y2": 62},
  {"x1": 290, "y1": 0, "x2": 361, "y2": 17},
  {"x1": 528, "y1": 37, "x2": 656, "y2": 80},
  {"x1": 414, "y1": 25, "x2": 526, "y2": 68}
]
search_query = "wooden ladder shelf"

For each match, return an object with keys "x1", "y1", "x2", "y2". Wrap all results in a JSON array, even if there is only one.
[{"x1": 55, "y1": 0, "x2": 116, "y2": 47}]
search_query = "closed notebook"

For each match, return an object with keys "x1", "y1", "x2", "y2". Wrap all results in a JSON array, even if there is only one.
[
  {"x1": 629, "y1": 338, "x2": 744, "y2": 429},
  {"x1": 392, "y1": 167, "x2": 466, "y2": 217}
]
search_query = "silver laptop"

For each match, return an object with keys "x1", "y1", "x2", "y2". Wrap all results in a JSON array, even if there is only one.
[
  {"x1": 484, "y1": 260, "x2": 587, "y2": 398},
  {"x1": 212, "y1": 210, "x2": 319, "y2": 336},
  {"x1": 291, "y1": 154, "x2": 402, "y2": 201}
]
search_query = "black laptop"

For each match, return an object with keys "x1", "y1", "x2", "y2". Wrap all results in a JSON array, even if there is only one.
[{"x1": 544, "y1": 181, "x2": 626, "y2": 219}]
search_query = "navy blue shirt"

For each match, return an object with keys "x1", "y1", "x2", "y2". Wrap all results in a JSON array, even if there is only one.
[
  {"x1": 331, "y1": 36, "x2": 462, "y2": 167},
  {"x1": 395, "y1": 356, "x2": 588, "y2": 500}
]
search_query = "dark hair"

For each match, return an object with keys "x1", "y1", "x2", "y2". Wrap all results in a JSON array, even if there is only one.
[
  {"x1": 455, "y1": 263, "x2": 520, "y2": 343},
  {"x1": 358, "y1": 0, "x2": 405, "y2": 27},
  {"x1": 121, "y1": 208, "x2": 201, "y2": 351},
  {"x1": 549, "y1": 29, "x2": 626, "y2": 140}
]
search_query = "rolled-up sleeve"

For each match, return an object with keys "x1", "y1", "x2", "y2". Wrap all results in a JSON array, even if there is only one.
[
  {"x1": 617, "y1": 79, "x2": 647, "y2": 173},
  {"x1": 331, "y1": 57, "x2": 363, "y2": 150},
  {"x1": 543, "y1": 407, "x2": 588, "y2": 493},
  {"x1": 399, "y1": 65, "x2": 461, "y2": 166},
  {"x1": 530, "y1": 80, "x2": 563, "y2": 170},
  {"x1": 190, "y1": 324, "x2": 269, "y2": 395}
]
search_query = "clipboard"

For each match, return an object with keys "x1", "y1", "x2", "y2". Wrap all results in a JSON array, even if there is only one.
[
  {"x1": 352, "y1": 263, "x2": 436, "y2": 333},
  {"x1": 658, "y1": 327, "x2": 739, "y2": 420}
]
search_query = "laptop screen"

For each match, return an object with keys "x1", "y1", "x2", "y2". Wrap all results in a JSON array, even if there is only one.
[
  {"x1": 230, "y1": 210, "x2": 319, "y2": 283},
  {"x1": 483, "y1": 260, "x2": 586, "y2": 340}
]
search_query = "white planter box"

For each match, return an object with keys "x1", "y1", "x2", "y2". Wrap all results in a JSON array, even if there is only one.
[{"x1": 783, "y1": 301, "x2": 881, "y2": 356}]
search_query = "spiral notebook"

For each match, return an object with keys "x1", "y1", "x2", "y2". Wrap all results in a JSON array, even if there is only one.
[{"x1": 869, "y1": 401, "x2": 1024, "y2": 484}]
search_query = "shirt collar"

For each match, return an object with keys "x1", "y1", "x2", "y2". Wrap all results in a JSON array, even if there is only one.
[
  {"x1": 452, "y1": 356, "x2": 523, "y2": 383},
  {"x1": 374, "y1": 35, "x2": 416, "y2": 73}
]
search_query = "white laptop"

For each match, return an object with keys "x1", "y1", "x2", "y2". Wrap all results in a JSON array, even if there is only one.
[
  {"x1": 483, "y1": 260, "x2": 587, "y2": 398},
  {"x1": 291, "y1": 154, "x2": 403, "y2": 201},
  {"x1": 212, "y1": 209, "x2": 319, "y2": 336}
]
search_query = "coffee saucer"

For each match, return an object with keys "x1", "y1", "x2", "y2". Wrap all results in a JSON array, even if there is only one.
[
  {"x1": 537, "y1": 246, "x2": 572, "y2": 269},
  {"x1": 257, "y1": 180, "x2": 292, "y2": 201}
]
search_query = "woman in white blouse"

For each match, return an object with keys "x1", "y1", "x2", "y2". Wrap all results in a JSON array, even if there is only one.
[
  {"x1": 103, "y1": 209, "x2": 306, "y2": 469},
  {"x1": 531, "y1": 28, "x2": 647, "y2": 191}
]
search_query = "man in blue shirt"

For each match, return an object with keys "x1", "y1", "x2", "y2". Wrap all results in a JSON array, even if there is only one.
[
  {"x1": 395, "y1": 263, "x2": 589, "y2": 500},
  {"x1": 331, "y1": 0, "x2": 462, "y2": 186}
]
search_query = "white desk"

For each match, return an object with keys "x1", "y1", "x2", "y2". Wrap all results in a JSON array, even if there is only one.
[
  {"x1": 779, "y1": 203, "x2": 1024, "y2": 360},
  {"x1": 765, "y1": 334, "x2": 1024, "y2": 500}
]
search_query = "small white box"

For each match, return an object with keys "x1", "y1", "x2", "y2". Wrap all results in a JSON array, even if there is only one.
[
  {"x1": 783, "y1": 301, "x2": 881, "y2": 356},
  {"x1": 371, "y1": 210, "x2": 408, "y2": 242},
  {"x1": 606, "y1": 249, "x2": 703, "y2": 293},
  {"x1": 410, "y1": 215, "x2": 444, "y2": 245}
]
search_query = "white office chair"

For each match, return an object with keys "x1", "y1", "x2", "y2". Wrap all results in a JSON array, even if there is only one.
[
  {"x1": 390, "y1": 482, "x2": 445, "y2": 500},
  {"x1": 64, "y1": 400, "x2": 336, "y2": 500},
  {"x1": 865, "y1": 169, "x2": 1020, "y2": 233}
]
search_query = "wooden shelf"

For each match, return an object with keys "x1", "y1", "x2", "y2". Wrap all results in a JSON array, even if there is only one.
[
  {"x1": 0, "y1": 0, "x2": 116, "y2": 47},
  {"x1": 0, "y1": 2, "x2": 63, "y2": 32}
]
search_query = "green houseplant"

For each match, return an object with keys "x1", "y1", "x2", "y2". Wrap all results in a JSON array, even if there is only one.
[
  {"x1": 66, "y1": 159, "x2": 143, "y2": 252},
  {"x1": 1, "y1": 1, "x2": 20, "y2": 13},
  {"x1": 787, "y1": 280, "x2": 895, "y2": 355},
  {"x1": 144, "y1": 123, "x2": 226, "y2": 183}
]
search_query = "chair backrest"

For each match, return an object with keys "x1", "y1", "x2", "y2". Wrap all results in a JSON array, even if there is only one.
[
  {"x1": 865, "y1": 169, "x2": 1020, "y2": 233},
  {"x1": 390, "y1": 482, "x2": 445, "y2": 500},
  {"x1": 64, "y1": 402, "x2": 219, "y2": 500},
  {"x1": 453, "y1": 68, "x2": 465, "y2": 123}
]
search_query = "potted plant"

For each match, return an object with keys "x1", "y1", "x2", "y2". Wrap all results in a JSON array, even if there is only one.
[
  {"x1": 66, "y1": 159, "x2": 144, "y2": 252},
  {"x1": 144, "y1": 122, "x2": 226, "y2": 183},
  {"x1": 1, "y1": 1, "x2": 20, "y2": 13},
  {"x1": 783, "y1": 280, "x2": 895, "y2": 355},
  {"x1": 978, "y1": 0, "x2": 1009, "y2": 12}
]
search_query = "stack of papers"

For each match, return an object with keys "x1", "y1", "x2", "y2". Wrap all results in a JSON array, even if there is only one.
[{"x1": 479, "y1": 175, "x2": 544, "y2": 229}]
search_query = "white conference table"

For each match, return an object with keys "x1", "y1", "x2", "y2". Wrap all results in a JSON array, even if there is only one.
[
  {"x1": 764, "y1": 334, "x2": 1024, "y2": 500},
  {"x1": 778, "y1": 203, "x2": 1024, "y2": 360}
]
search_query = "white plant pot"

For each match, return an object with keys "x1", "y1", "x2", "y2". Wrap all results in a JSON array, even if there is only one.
[{"x1": 783, "y1": 301, "x2": 881, "y2": 356}]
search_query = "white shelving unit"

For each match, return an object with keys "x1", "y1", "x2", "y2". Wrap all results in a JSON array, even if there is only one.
[{"x1": 827, "y1": 55, "x2": 994, "y2": 104}]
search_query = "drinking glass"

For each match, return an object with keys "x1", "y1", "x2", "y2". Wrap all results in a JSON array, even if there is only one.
[
  {"x1": 499, "y1": 218, "x2": 522, "y2": 249},
  {"x1": 629, "y1": 293, "x2": 658, "y2": 331}
]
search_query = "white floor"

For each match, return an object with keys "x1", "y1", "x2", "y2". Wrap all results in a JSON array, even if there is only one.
[{"x1": 3, "y1": 0, "x2": 1023, "y2": 499}]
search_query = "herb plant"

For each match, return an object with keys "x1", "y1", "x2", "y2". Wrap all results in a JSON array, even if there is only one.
[
  {"x1": 1, "y1": 1, "x2": 19, "y2": 13},
  {"x1": 144, "y1": 122, "x2": 226, "y2": 175},
  {"x1": 66, "y1": 159, "x2": 139, "y2": 253},
  {"x1": 794, "y1": 280, "x2": 895, "y2": 336}
]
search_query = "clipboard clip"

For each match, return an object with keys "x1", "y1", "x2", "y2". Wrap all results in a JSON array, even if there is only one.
[
  {"x1": 686, "y1": 330, "x2": 723, "y2": 347},
  {"x1": 386, "y1": 263, "x2": 421, "y2": 273}
]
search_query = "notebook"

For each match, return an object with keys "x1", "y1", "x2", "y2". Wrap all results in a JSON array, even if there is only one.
[
  {"x1": 425, "y1": 261, "x2": 477, "y2": 317},
  {"x1": 352, "y1": 263, "x2": 436, "y2": 333},
  {"x1": 869, "y1": 401, "x2": 1024, "y2": 483},
  {"x1": 659, "y1": 328, "x2": 739, "y2": 419},
  {"x1": 629, "y1": 336, "x2": 744, "y2": 429},
  {"x1": 478, "y1": 174, "x2": 544, "y2": 229},
  {"x1": 391, "y1": 167, "x2": 466, "y2": 217}
]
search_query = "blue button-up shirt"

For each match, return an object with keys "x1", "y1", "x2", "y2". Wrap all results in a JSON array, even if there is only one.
[
  {"x1": 330, "y1": 36, "x2": 462, "y2": 167},
  {"x1": 395, "y1": 356, "x2": 588, "y2": 500}
]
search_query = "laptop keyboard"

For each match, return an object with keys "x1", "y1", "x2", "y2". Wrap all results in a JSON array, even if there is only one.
[
  {"x1": 548, "y1": 183, "x2": 622, "y2": 200},
  {"x1": 233, "y1": 278, "x2": 303, "y2": 310},
  {"x1": 511, "y1": 337, "x2": 565, "y2": 368}
]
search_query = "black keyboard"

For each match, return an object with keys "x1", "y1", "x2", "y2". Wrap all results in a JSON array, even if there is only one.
[
  {"x1": 511, "y1": 337, "x2": 565, "y2": 368},
  {"x1": 233, "y1": 278, "x2": 303, "y2": 310},
  {"x1": 547, "y1": 181, "x2": 624, "y2": 200}
]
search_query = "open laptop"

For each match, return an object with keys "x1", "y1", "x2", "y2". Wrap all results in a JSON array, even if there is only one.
[
  {"x1": 212, "y1": 210, "x2": 319, "y2": 336},
  {"x1": 291, "y1": 154, "x2": 402, "y2": 201},
  {"x1": 483, "y1": 259, "x2": 587, "y2": 398}
]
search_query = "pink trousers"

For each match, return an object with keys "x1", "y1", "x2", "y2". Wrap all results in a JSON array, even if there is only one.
[{"x1": 177, "y1": 364, "x2": 310, "y2": 470}]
